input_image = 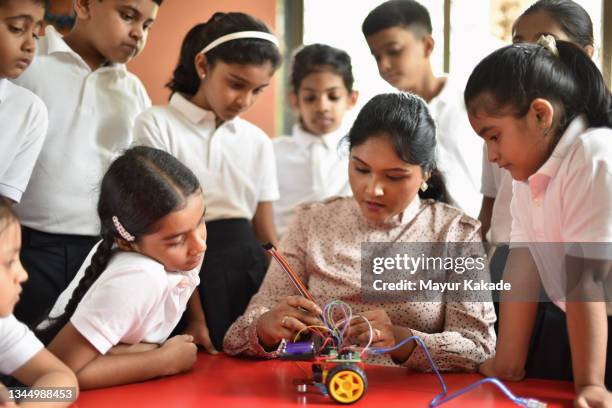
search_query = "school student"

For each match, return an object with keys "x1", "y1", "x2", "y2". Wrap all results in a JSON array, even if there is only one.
[
  {"x1": 11, "y1": 0, "x2": 163, "y2": 327},
  {"x1": 225, "y1": 93, "x2": 496, "y2": 371},
  {"x1": 362, "y1": 0, "x2": 483, "y2": 218},
  {"x1": 464, "y1": 36, "x2": 612, "y2": 407},
  {"x1": 133, "y1": 12, "x2": 281, "y2": 351},
  {"x1": 0, "y1": 0, "x2": 47, "y2": 204},
  {"x1": 273, "y1": 44, "x2": 358, "y2": 236},
  {"x1": 479, "y1": 0, "x2": 597, "y2": 245},
  {"x1": 0, "y1": 199, "x2": 78, "y2": 408},
  {"x1": 35, "y1": 147, "x2": 204, "y2": 390}
]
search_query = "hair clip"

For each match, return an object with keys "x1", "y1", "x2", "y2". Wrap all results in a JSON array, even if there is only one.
[
  {"x1": 112, "y1": 216, "x2": 135, "y2": 242},
  {"x1": 537, "y1": 34, "x2": 559, "y2": 57}
]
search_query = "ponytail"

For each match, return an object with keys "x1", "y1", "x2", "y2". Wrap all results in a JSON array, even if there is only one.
[
  {"x1": 556, "y1": 42, "x2": 612, "y2": 128},
  {"x1": 419, "y1": 169, "x2": 451, "y2": 204}
]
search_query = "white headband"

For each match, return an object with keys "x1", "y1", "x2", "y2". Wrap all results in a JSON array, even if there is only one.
[{"x1": 200, "y1": 31, "x2": 279, "y2": 55}]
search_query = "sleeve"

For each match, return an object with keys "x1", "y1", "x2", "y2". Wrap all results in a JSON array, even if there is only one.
[
  {"x1": 480, "y1": 145, "x2": 498, "y2": 197},
  {"x1": 0, "y1": 315, "x2": 44, "y2": 375},
  {"x1": 562, "y1": 145, "x2": 612, "y2": 260},
  {"x1": 403, "y1": 217, "x2": 496, "y2": 372},
  {"x1": 0, "y1": 98, "x2": 47, "y2": 202},
  {"x1": 223, "y1": 204, "x2": 310, "y2": 357},
  {"x1": 257, "y1": 135, "x2": 280, "y2": 202},
  {"x1": 70, "y1": 268, "x2": 166, "y2": 354},
  {"x1": 132, "y1": 110, "x2": 169, "y2": 151}
]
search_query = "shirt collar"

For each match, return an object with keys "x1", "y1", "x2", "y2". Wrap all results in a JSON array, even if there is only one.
[
  {"x1": 44, "y1": 26, "x2": 127, "y2": 76},
  {"x1": 527, "y1": 115, "x2": 588, "y2": 199},
  {"x1": 169, "y1": 93, "x2": 237, "y2": 131},
  {"x1": 292, "y1": 123, "x2": 349, "y2": 151},
  {"x1": 0, "y1": 79, "x2": 7, "y2": 104}
]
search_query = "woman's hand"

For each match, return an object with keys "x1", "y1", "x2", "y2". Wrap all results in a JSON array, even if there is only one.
[
  {"x1": 159, "y1": 335, "x2": 198, "y2": 376},
  {"x1": 348, "y1": 309, "x2": 416, "y2": 363},
  {"x1": 256, "y1": 296, "x2": 322, "y2": 350},
  {"x1": 349, "y1": 309, "x2": 396, "y2": 349}
]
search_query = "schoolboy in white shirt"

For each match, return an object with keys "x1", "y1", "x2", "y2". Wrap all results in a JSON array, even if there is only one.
[
  {"x1": 12, "y1": 0, "x2": 163, "y2": 327},
  {"x1": 362, "y1": 0, "x2": 483, "y2": 218}
]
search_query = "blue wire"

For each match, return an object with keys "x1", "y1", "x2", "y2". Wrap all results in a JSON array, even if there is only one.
[{"x1": 366, "y1": 335, "x2": 542, "y2": 408}]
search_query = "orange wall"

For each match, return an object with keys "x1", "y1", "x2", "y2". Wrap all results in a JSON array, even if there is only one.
[{"x1": 128, "y1": 0, "x2": 279, "y2": 136}]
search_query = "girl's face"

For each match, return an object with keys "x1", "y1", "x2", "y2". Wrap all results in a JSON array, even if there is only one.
[
  {"x1": 291, "y1": 70, "x2": 357, "y2": 135},
  {"x1": 200, "y1": 60, "x2": 275, "y2": 123},
  {"x1": 0, "y1": 219, "x2": 28, "y2": 316},
  {"x1": 349, "y1": 133, "x2": 425, "y2": 224},
  {"x1": 468, "y1": 101, "x2": 555, "y2": 181},
  {"x1": 512, "y1": 11, "x2": 571, "y2": 44},
  {"x1": 131, "y1": 193, "x2": 207, "y2": 272}
]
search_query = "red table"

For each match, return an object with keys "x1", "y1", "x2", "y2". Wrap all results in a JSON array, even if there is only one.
[{"x1": 73, "y1": 354, "x2": 575, "y2": 407}]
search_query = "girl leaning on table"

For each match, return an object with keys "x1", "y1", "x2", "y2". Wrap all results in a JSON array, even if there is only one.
[{"x1": 36, "y1": 147, "x2": 207, "y2": 389}]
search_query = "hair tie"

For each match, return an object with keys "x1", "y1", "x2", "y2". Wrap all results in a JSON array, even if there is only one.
[
  {"x1": 112, "y1": 216, "x2": 135, "y2": 242},
  {"x1": 200, "y1": 31, "x2": 279, "y2": 55},
  {"x1": 537, "y1": 34, "x2": 559, "y2": 58}
]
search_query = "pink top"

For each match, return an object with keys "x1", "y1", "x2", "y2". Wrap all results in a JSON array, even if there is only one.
[{"x1": 223, "y1": 197, "x2": 496, "y2": 372}]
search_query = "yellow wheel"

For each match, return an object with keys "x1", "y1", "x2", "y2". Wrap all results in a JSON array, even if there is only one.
[{"x1": 326, "y1": 365, "x2": 367, "y2": 404}]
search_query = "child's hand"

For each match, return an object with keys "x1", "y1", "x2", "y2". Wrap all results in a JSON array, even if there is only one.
[
  {"x1": 574, "y1": 385, "x2": 612, "y2": 408},
  {"x1": 183, "y1": 320, "x2": 219, "y2": 355},
  {"x1": 256, "y1": 296, "x2": 322, "y2": 349},
  {"x1": 160, "y1": 334, "x2": 198, "y2": 375},
  {"x1": 0, "y1": 383, "x2": 14, "y2": 407},
  {"x1": 478, "y1": 357, "x2": 525, "y2": 381}
]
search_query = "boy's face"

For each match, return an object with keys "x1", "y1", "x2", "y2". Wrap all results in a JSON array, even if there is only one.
[
  {"x1": 81, "y1": 0, "x2": 159, "y2": 64},
  {"x1": 0, "y1": 220, "x2": 28, "y2": 317},
  {"x1": 366, "y1": 26, "x2": 430, "y2": 93},
  {"x1": 0, "y1": 0, "x2": 44, "y2": 79}
]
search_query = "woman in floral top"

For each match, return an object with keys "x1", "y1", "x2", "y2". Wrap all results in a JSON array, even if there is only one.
[{"x1": 224, "y1": 93, "x2": 496, "y2": 371}]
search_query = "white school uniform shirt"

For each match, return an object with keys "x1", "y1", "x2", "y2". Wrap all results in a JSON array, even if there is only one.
[
  {"x1": 12, "y1": 26, "x2": 151, "y2": 235},
  {"x1": 510, "y1": 116, "x2": 612, "y2": 311},
  {"x1": 0, "y1": 79, "x2": 47, "y2": 202},
  {"x1": 0, "y1": 314, "x2": 43, "y2": 374},
  {"x1": 481, "y1": 146, "x2": 513, "y2": 243},
  {"x1": 44, "y1": 244, "x2": 200, "y2": 354},
  {"x1": 273, "y1": 123, "x2": 352, "y2": 235},
  {"x1": 133, "y1": 93, "x2": 279, "y2": 221},
  {"x1": 428, "y1": 75, "x2": 483, "y2": 218}
]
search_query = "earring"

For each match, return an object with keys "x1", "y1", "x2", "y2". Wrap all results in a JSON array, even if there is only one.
[{"x1": 420, "y1": 181, "x2": 429, "y2": 192}]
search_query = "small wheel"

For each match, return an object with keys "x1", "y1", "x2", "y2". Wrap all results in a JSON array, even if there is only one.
[{"x1": 325, "y1": 364, "x2": 367, "y2": 404}]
